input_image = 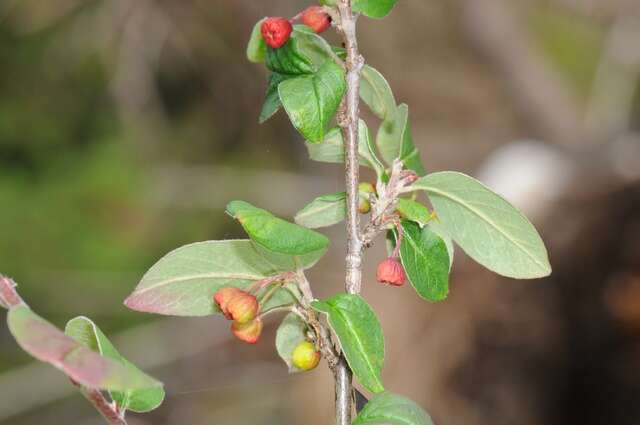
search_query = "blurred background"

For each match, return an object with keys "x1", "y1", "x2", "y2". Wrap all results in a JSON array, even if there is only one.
[{"x1": 1, "y1": 0, "x2": 639, "y2": 424}]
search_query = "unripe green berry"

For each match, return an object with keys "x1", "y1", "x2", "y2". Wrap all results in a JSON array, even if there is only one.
[{"x1": 292, "y1": 340, "x2": 321, "y2": 371}]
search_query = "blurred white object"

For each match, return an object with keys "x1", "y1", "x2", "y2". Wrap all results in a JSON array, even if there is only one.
[{"x1": 477, "y1": 140, "x2": 575, "y2": 218}]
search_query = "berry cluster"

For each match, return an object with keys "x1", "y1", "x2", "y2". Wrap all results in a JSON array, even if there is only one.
[
  {"x1": 261, "y1": 6, "x2": 332, "y2": 49},
  {"x1": 214, "y1": 287, "x2": 262, "y2": 344}
]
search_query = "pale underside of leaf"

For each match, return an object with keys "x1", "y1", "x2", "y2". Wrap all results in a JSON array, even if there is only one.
[{"x1": 414, "y1": 172, "x2": 551, "y2": 278}]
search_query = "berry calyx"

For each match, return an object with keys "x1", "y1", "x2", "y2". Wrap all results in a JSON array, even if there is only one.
[
  {"x1": 214, "y1": 287, "x2": 243, "y2": 319},
  {"x1": 231, "y1": 318, "x2": 263, "y2": 344},
  {"x1": 226, "y1": 291, "x2": 259, "y2": 324},
  {"x1": 291, "y1": 340, "x2": 321, "y2": 371},
  {"x1": 377, "y1": 257, "x2": 406, "y2": 286},
  {"x1": 301, "y1": 6, "x2": 332, "y2": 34},
  {"x1": 261, "y1": 17, "x2": 293, "y2": 49}
]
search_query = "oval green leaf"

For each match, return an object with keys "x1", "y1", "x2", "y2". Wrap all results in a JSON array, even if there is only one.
[
  {"x1": 259, "y1": 72, "x2": 291, "y2": 123},
  {"x1": 312, "y1": 294, "x2": 385, "y2": 393},
  {"x1": 295, "y1": 192, "x2": 347, "y2": 229},
  {"x1": 278, "y1": 60, "x2": 346, "y2": 144},
  {"x1": 227, "y1": 200, "x2": 330, "y2": 256},
  {"x1": 65, "y1": 317, "x2": 164, "y2": 413},
  {"x1": 124, "y1": 240, "x2": 305, "y2": 316},
  {"x1": 7, "y1": 306, "x2": 161, "y2": 392},
  {"x1": 306, "y1": 120, "x2": 385, "y2": 176},
  {"x1": 360, "y1": 65, "x2": 397, "y2": 122},
  {"x1": 411, "y1": 171, "x2": 552, "y2": 278},
  {"x1": 275, "y1": 313, "x2": 308, "y2": 373},
  {"x1": 395, "y1": 220, "x2": 450, "y2": 302},
  {"x1": 353, "y1": 0, "x2": 399, "y2": 19},
  {"x1": 246, "y1": 19, "x2": 267, "y2": 63},
  {"x1": 376, "y1": 104, "x2": 425, "y2": 175},
  {"x1": 353, "y1": 391, "x2": 434, "y2": 425}
]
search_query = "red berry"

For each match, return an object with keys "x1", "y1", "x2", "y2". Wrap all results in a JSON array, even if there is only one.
[
  {"x1": 226, "y1": 292, "x2": 259, "y2": 324},
  {"x1": 231, "y1": 319, "x2": 263, "y2": 344},
  {"x1": 261, "y1": 17, "x2": 293, "y2": 49},
  {"x1": 376, "y1": 257, "x2": 406, "y2": 286},
  {"x1": 214, "y1": 287, "x2": 243, "y2": 319},
  {"x1": 302, "y1": 6, "x2": 331, "y2": 34}
]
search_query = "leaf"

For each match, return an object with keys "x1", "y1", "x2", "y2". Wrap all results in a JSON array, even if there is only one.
[
  {"x1": 227, "y1": 200, "x2": 330, "y2": 256},
  {"x1": 306, "y1": 120, "x2": 385, "y2": 176},
  {"x1": 376, "y1": 104, "x2": 425, "y2": 175},
  {"x1": 124, "y1": 240, "x2": 305, "y2": 316},
  {"x1": 410, "y1": 171, "x2": 551, "y2": 278},
  {"x1": 279, "y1": 61, "x2": 346, "y2": 143},
  {"x1": 265, "y1": 36, "x2": 314, "y2": 76},
  {"x1": 65, "y1": 317, "x2": 164, "y2": 413},
  {"x1": 246, "y1": 19, "x2": 267, "y2": 63},
  {"x1": 265, "y1": 27, "x2": 334, "y2": 76},
  {"x1": 259, "y1": 73, "x2": 291, "y2": 123},
  {"x1": 312, "y1": 294, "x2": 385, "y2": 393},
  {"x1": 353, "y1": 391, "x2": 434, "y2": 425},
  {"x1": 395, "y1": 199, "x2": 454, "y2": 268},
  {"x1": 275, "y1": 313, "x2": 308, "y2": 372},
  {"x1": 395, "y1": 221, "x2": 450, "y2": 302},
  {"x1": 396, "y1": 198, "x2": 432, "y2": 224},
  {"x1": 353, "y1": 0, "x2": 399, "y2": 19},
  {"x1": 360, "y1": 65, "x2": 397, "y2": 122},
  {"x1": 7, "y1": 306, "x2": 162, "y2": 391},
  {"x1": 427, "y1": 220, "x2": 455, "y2": 270},
  {"x1": 295, "y1": 192, "x2": 347, "y2": 229}
]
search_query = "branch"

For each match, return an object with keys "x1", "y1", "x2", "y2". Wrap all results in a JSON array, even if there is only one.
[
  {"x1": 75, "y1": 384, "x2": 128, "y2": 425},
  {"x1": 335, "y1": 1, "x2": 364, "y2": 424}
]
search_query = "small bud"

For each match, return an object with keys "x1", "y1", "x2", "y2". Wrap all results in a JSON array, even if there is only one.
[
  {"x1": 302, "y1": 6, "x2": 332, "y2": 34},
  {"x1": 261, "y1": 17, "x2": 293, "y2": 49},
  {"x1": 376, "y1": 257, "x2": 406, "y2": 286},
  {"x1": 358, "y1": 197, "x2": 371, "y2": 214},
  {"x1": 231, "y1": 319, "x2": 263, "y2": 344},
  {"x1": 226, "y1": 292, "x2": 259, "y2": 324},
  {"x1": 358, "y1": 182, "x2": 375, "y2": 214},
  {"x1": 292, "y1": 341, "x2": 321, "y2": 371},
  {"x1": 214, "y1": 287, "x2": 244, "y2": 319}
]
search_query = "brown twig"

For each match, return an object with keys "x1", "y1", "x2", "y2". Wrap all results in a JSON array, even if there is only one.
[
  {"x1": 334, "y1": 1, "x2": 365, "y2": 423},
  {"x1": 75, "y1": 385, "x2": 127, "y2": 425}
]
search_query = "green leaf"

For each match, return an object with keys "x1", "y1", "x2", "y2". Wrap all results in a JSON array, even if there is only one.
[
  {"x1": 227, "y1": 200, "x2": 330, "y2": 256},
  {"x1": 246, "y1": 19, "x2": 267, "y2": 63},
  {"x1": 259, "y1": 73, "x2": 291, "y2": 123},
  {"x1": 265, "y1": 27, "x2": 335, "y2": 76},
  {"x1": 306, "y1": 120, "x2": 385, "y2": 176},
  {"x1": 312, "y1": 294, "x2": 385, "y2": 393},
  {"x1": 353, "y1": 0, "x2": 399, "y2": 19},
  {"x1": 65, "y1": 317, "x2": 164, "y2": 413},
  {"x1": 353, "y1": 391, "x2": 434, "y2": 425},
  {"x1": 360, "y1": 65, "x2": 397, "y2": 122},
  {"x1": 279, "y1": 61, "x2": 346, "y2": 143},
  {"x1": 395, "y1": 199, "x2": 454, "y2": 267},
  {"x1": 427, "y1": 220, "x2": 455, "y2": 269},
  {"x1": 124, "y1": 240, "x2": 306, "y2": 316},
  {"x1": 395, "y1": 220, "x2": 450, "y2": 302},
  {"x1": 295, "y1": 192, "x2": 347, "y2": 229},
  {"x1": 7, "y1": 306, "x2": 162, "y2": 391},
  {"x1": 376, "y1": 104, "x2": 425, "y2": 175},
  {"x1": 266, "y1": 37, "x2": 314, "y2": 76},
  {"x1": 275, "y1": 313, "x2": 308, "y2": 373},
  {"x1": 396, "y1": 198, "x2": 431, "y2": 224},
  {"x1": 410, "y1": 171, "x2": 552, "y2": 278}
]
